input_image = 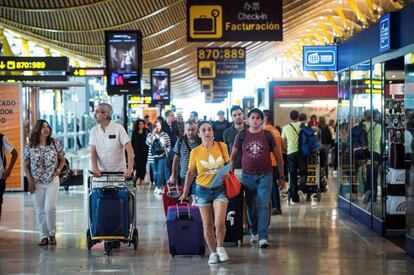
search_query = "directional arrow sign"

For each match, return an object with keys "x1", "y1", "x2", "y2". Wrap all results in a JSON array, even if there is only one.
[{"x1": 0, "y1": 61, "x2": 5, "y2": 69}]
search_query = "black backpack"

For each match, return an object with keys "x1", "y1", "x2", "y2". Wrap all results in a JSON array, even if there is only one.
[
  {"x1": 151, "y1": 137, "x2": 165, "y2": 157},
  {"x1": 320, "y1": 126, "x2": 333, "y2": 145},
  {"x1": 0, "y1": 134, "x2": 6, "y2": 168}
]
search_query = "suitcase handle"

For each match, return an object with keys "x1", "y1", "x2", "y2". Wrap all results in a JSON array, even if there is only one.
[
  {"x1": 175, "y1": 202, "x2": 192, "y2": 220},
  {"x1": 102, "y1": 185, "x2": 118, "y2": 193}
]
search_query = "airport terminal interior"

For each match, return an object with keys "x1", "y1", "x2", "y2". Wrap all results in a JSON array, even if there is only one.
[{"x1": 2, "y1": 0, "x2": 414, "y2": 274}]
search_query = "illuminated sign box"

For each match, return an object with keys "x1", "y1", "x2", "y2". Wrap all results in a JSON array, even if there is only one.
[
  {"x1": 105, "y1": 30, "x2": 142, "y2": 95},
  {"x1": 150, "y1": 69, "x2": 171, "y2": 105},
  {"x1": 303, "y1": 46, "x2": 337, "y2": 71},
  {"x1": 0, "y1": 57, "x2": 68, "y2": 71},
  {"x1": 197, "y1": 47, "x2": 245, "y2": 79}
]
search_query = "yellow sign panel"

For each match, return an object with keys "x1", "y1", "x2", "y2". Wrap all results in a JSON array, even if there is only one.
[
  {"x1": 189, "y1": 5, "x2": 222, "y2": 39},
  {"x1": 198, "y1": 61, "x2": 216, "y2": 79},
  {"x1": 201, "y1": 80, "x2": 213, "y2": 92}
]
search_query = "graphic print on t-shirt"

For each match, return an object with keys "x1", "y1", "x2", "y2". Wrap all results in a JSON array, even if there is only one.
[
  {"x1": 200, "y1": 154, "x2": 223, "y2": 175},
  {"x1": 246, "y1": 141, "x2": 264, "y2": 159}
]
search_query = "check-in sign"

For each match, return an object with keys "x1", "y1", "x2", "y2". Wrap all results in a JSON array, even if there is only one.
[
  {"x1": 303, "y1": 46, "x2": 337, "y2": 71},
  {"x1": 198, "y1": 47, "x2": 246, "y2": 79},
  {"x1": 187, "y1": 0, "x2": 283, "y2": 42}
]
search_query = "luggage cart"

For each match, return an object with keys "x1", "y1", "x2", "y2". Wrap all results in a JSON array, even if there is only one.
[
  {"x1": 86, "y1": 171, "x2": 138, "y2": 255},
  {"x1": 304, "y1": 152, "x2": 322, "y2": 202}
]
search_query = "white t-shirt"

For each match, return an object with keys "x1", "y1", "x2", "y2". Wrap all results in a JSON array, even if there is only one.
[
  {"x1": 0, "y1": 135, "x2": 15, "y2": 178},
  {"x1": 89, "y1": 121, "x2": 130, "y2": 171}
]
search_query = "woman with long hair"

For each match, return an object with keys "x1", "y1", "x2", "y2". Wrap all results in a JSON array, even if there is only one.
[
  {"x1": 179, "y1": 121, "x2": 229, "y2": 265},
  {"x1": 24, "y1": 120, "x2": 66, "y2": 246},
  {"x1": 131, "y1": 119, "x2": 149, "y2": 186}
]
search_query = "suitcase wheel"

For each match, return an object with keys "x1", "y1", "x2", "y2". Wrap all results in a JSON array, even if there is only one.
[
  {"x1": 104, "y1": 242, "x2": 112, "y2": 256},
  {"x1": 133, "y1": 228, "x2": 139, "y2": 250},
  {"x1": 86, "y1": 229, "x2": 92, "y2": 250}
]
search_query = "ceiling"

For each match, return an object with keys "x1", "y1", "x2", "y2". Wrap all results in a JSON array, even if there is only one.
[{"x1": 0, "y1": 0, "x2": 412, "y2": 99}]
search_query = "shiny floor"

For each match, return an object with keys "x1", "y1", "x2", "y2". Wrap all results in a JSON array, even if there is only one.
[{"x1": 1, "y1": 172, "x2": 414, "y2": 275}]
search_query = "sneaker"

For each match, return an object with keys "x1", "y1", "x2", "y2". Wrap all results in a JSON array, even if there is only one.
[
  {"x1": 208, "y1": 253, "x2": 219, "y2": 264},
  {"x1": 288, "y1": 199, "x2": 297, "y2": 205},
  {"x1": 271, "y1": 208, "x2": 282, "y2": 215},
  {"x1": 153, "y1": 187, "x2": 159, "y2": 194},
  {"x1": 216, "y1": 247, "x2": 229, "y2": 262},
  {"x1": 298, "y1": 190, "x2": 306, "y2": 202},
  {"x1": 38, "y1": 238, "x2": 48, "y2": 246},
  {"x1": 259, "y1": 239, "x2": 269, "y2": 248},
  {"x1": 157, "y1": 188, "x2": 163, "y2": 195},
  {"x1": 250, "y1": 234, "x2": 259, "y2": 244},
  {"x1": 49, "y1": 236, "x2": 56, "y2": 245}
]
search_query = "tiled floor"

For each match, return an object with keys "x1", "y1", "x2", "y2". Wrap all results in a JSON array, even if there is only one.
[{"x1": 1, "y1": 173, "x2": 414, "y2": 274}]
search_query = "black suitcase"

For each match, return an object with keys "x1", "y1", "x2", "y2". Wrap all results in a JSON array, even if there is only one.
[{"x1": 224, "y1": 190, "x2": 244, "y2": 246}]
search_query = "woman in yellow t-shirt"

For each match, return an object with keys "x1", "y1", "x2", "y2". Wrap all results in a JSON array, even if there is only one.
[{"x1": 179, "y1": 121, "x2": 229, "y2": 265}]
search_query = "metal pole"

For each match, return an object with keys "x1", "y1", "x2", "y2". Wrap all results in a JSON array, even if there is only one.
[{"x1": 123, "y1": 94, "x2": 128, "y2": 131}]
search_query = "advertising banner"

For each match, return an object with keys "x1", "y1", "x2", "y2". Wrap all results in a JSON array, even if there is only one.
[
  {"x1": 150, "y1": 69, "x2": 171, "y2": 104},
  {"x1": 187, "y1": 0, "x2": 283, "y2": 41},
  {"x1": 274, "y1": 85, "x2": 337, "y2": 99},
  {"x1": 0, "y1": 84, "x2": 23, "y2": 190},
  {"x1": 198, "y1": 47, "x2": 245, "y2": 79}
]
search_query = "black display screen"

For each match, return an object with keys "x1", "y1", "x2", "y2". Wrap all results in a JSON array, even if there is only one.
[
  {"x1": 150, "y1": 68, "x2": 171, "y2": 104},
  {"x1": 105, "y1": 31, "x2": 142, "y2": 95}
]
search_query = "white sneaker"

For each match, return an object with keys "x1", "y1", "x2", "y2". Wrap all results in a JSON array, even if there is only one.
[
  {"x1": 153, "y1": 187, "x2": 159, "y2": 194},
  {"x1": 298, "y1": 190, "x2": 307, "y2": 202},
  {"x1": 216, "y1": 247, "x2": 229, "y2": 262},
  {"x1": 157, "y1": 188, "x2": 163, "y2": 195},
  {"x1": 259, "y1": 239, "x2": 269, "y2": 248},
  {"x1": 208, "y1": 253, "x2": 219, "y2": 264},
  {"x1": 250, "y1": 234, "x2": 259, "y2": 244}
]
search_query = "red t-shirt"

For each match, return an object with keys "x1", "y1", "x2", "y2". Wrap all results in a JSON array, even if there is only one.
[{"x1": 234, "y1": 129, "x2": 275, "y2": 175}]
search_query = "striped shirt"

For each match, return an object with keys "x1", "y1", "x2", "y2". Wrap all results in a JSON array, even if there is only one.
[
  {"x1": 174, "y1": 136, "x2": 201, "y2": 178},
  {"x1": 146, "y1": 132, "x2": 170, "y2": 163}
]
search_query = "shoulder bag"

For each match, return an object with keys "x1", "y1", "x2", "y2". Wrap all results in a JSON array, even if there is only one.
[
  {"x1": 217, "y1": 142, "x2": 241, "y2": 199},
  {"x1": 52, "y1": 139, "x2": 72, "y2": 184}
]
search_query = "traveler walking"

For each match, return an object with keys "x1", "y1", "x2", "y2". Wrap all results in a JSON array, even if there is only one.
[
  {"x1": 213, "y1": 110, "x2": 231, "y2": 142},
  {"x1": 162, "y1": 111, "x2": 180, "y2": 178},
  {"x1": 24, "y1": 120, "x2": 66, "y2": 246},
  {"x1": 0, "y1": 133, "x2": 18, "y2": 221},
  {"x1": 230, "y1": 108, "x2": 286, "y2": 248},
  {"x1": 179, "y1": 121, "x2": 229, "y2": 264},
  {"x1": 131, "y1": 119, "x2": 148, "y2": 186}
]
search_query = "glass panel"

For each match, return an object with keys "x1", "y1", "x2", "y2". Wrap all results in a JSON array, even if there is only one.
[
  {"x1": 338, "y1": 69, "x2": 351, "y2": 200},
  {"x1": 350, "y1": 61, "x2": 371, "y2": 210},
  {"x1": 371, "y1": 63, "x2": 384, "y2": 220},
  {"x1": 405, "y1": 52, "x2": 414, "y2": 238}
]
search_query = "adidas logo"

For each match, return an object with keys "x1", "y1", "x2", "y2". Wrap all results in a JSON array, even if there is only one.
[
  {"x1": 396, "y1": 201, "x2": 406, "y2": 213},
  {"x1": 200, "y1": 154, "x2": 223, "y2": 174}
]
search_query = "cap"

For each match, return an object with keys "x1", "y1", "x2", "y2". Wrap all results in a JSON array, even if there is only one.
[{"x1": 217, "y1": 110, "x2": 225, "y2": 115}]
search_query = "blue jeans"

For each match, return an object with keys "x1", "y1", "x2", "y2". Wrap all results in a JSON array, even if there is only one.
[
  {"x1": 271, "y1": 167, "x2": 281, "y2": 211},
  {"x1": 242, "y1": 172, "x2": 273, "y2": 240},
  {"x1": 151, "y1": 158, "x2": 168, "y2": 189}
]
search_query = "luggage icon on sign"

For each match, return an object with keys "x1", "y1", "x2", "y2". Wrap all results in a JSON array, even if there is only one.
[
  {"x1": 190, "y1": 6, "x2": 223, "y2": 39},
  {"x1": 308, "y1": 52, "x2": 320, "y2": 64},
  {"x1": 198, "y1": 61, "x2": 216, "y2": 79}
]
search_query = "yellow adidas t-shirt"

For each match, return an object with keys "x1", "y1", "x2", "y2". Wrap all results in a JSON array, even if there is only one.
[{"x1": 188, "y1": 142, "x2": 229, "y2": 188}]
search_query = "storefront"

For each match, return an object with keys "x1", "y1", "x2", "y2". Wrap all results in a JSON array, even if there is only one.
[{"x1": 336, "y1": 2, "x2": 414, "y2": 256}]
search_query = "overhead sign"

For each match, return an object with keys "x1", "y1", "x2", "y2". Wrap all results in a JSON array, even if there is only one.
[
  {"x1": 198, "y1": 47, "x2": 245, "y2": 79},
  {"x1": 0, "y1": 75, "x2": 68, "y2": 82},
  {"x1": 379, "y1": 13, "x2": 392, "y2": 53},
  {"x1": 273, "y1": 85, "x2": 337, "y2": 99},
  {"x1": 303, "y1": 46, "x2": 337, "y2": 71},
  {"x1": 201, "y1": 78, "x2": 232, "y2": 92},
  {"x1": 69, "y1": 67, "x2": 105, "y2": 77},
  {"x1": 0, "y1": 57, "x2": 68, "y2": 71},
  {"x1": 187, "y1": 0, "x2": 283, "y2": 41}
]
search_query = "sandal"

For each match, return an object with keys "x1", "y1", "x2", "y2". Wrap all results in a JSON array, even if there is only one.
[
  {"x1": 49, "y1": 236, "x2": 57, "y2": 245},
  {"x1": 38, "y1": 238, "x2": 48, "y2": 246}
]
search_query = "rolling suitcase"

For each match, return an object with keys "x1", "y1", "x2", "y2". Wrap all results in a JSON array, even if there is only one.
[
  {"x1": 90, "y1": 185, "x2": 129, "y2": 238},
  {"x1": 166, "y1": 204, "x2": 205, "y2": 257},
  {"x1": 224, "y1": 190, "x2": 244, "y2": 246},
  {"x1": 162, "y1": 183, "x2": 183, "y2": 217}
]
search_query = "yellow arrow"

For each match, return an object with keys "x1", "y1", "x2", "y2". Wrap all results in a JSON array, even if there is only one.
[{"x1": 0, "y1": 61, "x2": 5, "y2": 69}]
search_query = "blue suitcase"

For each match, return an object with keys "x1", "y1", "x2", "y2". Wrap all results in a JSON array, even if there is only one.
[
  {"x1": 166, "y1": 204, "x2": 205, "y2": 257},
  {"x1": 90, "y1": 185, "x2": 129, "y2": 239}
]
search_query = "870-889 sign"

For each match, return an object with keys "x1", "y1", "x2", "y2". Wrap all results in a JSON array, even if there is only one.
[{"x1": 197, "y1": 47, "x2": 246, "y2": 79}]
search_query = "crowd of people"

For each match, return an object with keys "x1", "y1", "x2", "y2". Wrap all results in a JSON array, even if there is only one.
[{"x1": 0, "y1": 102, "x2": 337, "y2": 265}]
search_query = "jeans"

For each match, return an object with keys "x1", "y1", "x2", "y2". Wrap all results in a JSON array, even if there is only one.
[
  {"x1": 33, "y1": 177, "x2": 59, "y2": 240},
  {"x1": 242, "y1": 172, "x2": 272, "y2": 240},
  {"x1": 193, "y1": 184, "x2": 228, "y2": 207},
  {"x1": 165, "y1": 150, "x2": 175, "y2": 180},
  {"x1": 151, "y1": 158, "x2": 168, "y2": 189},
  {"x1": 0, "y1": 179, "x2": 5, "y2": 220},
  {"x1": 287, "y1": 152, "x2": 308, "y2": 202},
  {"x1": 271, "y1": 167, "x2": 281, "y2": 211}
]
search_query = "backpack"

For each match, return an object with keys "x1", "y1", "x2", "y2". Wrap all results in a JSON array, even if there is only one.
[
  {"x1": 151, "y1": 137, "x2": 165, "y2": 157},
  {"x1": 351, "y1": 122, "x2": 368, "y2": 148},
  {"x1": 0, "y1": 134, "x2": 6, "y2": 168},
  {"x1": 237, "y1": 129, "x2": 274, "y2": 152},
  {"x1": 320, "y1": 126, "x2": 333, "y2": 145},
  {"x1": 291, "y1": 123, "x2": 320, "y2": 156}
]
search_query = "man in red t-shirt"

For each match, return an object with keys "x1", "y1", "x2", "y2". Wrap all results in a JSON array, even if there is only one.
[{"x1": 230, "y1": 108, "x2": 286, "y2": 249}]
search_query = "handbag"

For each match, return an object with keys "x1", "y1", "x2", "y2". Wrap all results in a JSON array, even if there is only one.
[
  {"x1": 52, "y1": 139, "x2": 72, "y2": 184},
  {"x1": 217, "y1": 142, "x2": 241, "y2": 199}
]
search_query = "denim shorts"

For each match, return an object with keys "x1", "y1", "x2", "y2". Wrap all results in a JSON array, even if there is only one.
[{"x1": 194, "y1": 184, "x2": 228, "y2": 207}]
